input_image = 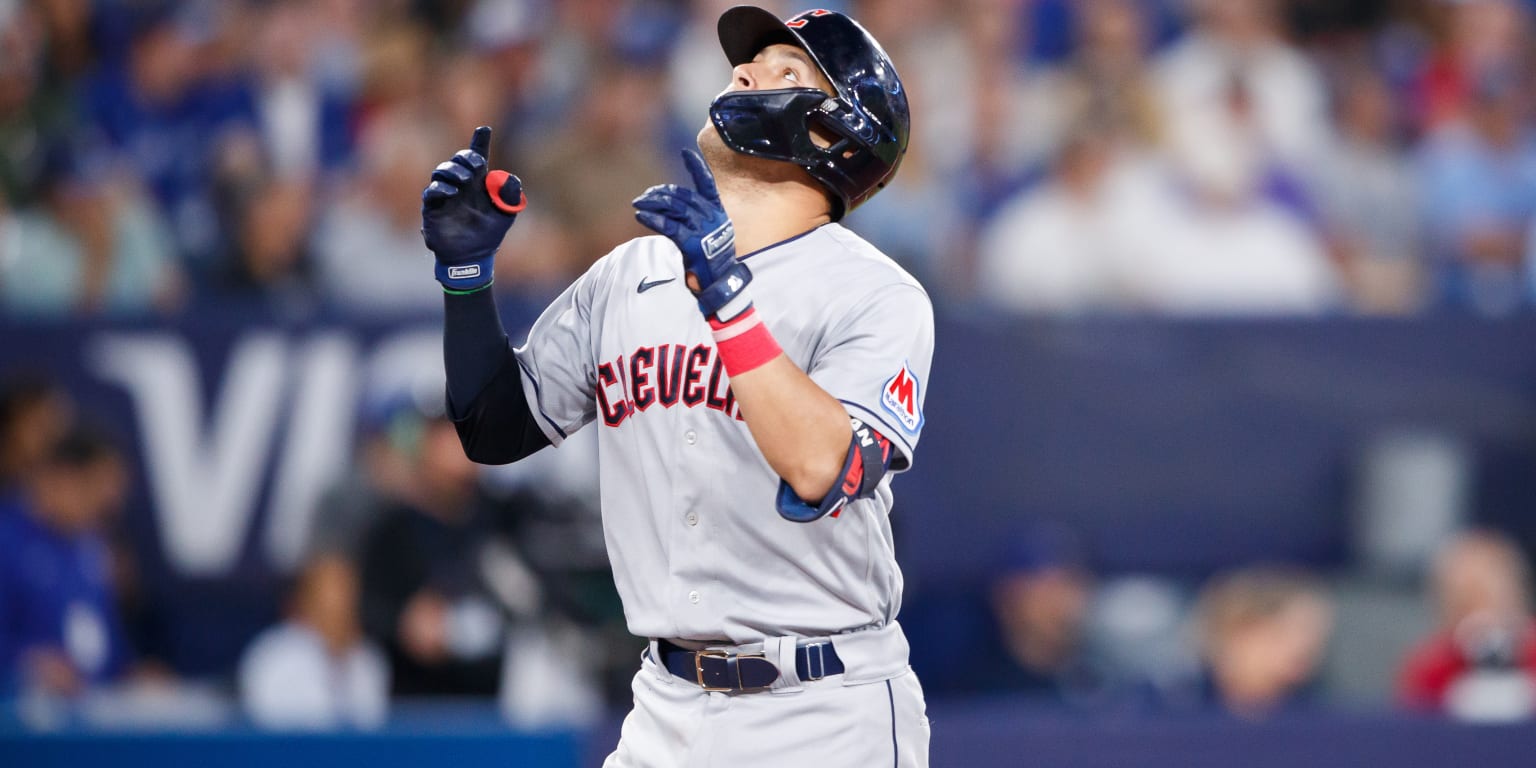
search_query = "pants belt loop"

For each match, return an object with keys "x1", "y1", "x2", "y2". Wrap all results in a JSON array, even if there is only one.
[
  {"x1": 770, "y1": 635, "x2": 802, "y2": 693},
  {"x1": 647, "y1": 639, "x2": 672, "y2": 683}
]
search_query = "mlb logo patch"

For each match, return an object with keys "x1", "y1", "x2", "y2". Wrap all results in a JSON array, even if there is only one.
[
  {"x1": 881, "y1": 362, "x2": 923, "y2": 434},
  {"x1": 447, "y1": 264, "x2": 481, "y2": 280}
]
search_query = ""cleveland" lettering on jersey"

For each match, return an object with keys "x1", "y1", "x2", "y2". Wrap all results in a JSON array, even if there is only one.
[{"x1": 596, "y1": 343, "x2": 745, "y2": 427}]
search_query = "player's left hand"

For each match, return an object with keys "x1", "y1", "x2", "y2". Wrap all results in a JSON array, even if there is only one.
[{"x1": 633, "y1": 148, "x2": 753, "y2": 320}]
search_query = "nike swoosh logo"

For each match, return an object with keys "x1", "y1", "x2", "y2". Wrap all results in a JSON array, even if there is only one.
[{"x1": 637, "y1": 277, "x2": 675, "y2": 294}]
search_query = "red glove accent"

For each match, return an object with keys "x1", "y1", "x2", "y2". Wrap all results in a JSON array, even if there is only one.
[{"x1": 485, "y1": 170, "x2": 527, "y2": 214}]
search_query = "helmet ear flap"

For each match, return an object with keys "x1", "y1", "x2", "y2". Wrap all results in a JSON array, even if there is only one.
[{"x1": 808, "y1": 108, "x2": 861, "y2": 161}]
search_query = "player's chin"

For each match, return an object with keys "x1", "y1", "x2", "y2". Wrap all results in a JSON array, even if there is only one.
[
  {"x1": 697, "y1": 127, "x2": 805, "y2": 185},
  {"x1": 697, "y1": 125, "x2": 731, "y2": 162},
  {"x1": 696, "y1": 129, "x2": 749, "y2": 180}
]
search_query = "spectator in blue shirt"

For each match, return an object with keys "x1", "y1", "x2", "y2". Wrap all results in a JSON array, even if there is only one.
[
  {"x1": 0, "y1": 426, "x2": 131, "y2": 696},
  {"x1": 77, "y1": 5, "x2": 260, "y2": 266},
  {"x1": 1417, "y1": 66, "x2": 1536, "y2": 314},
  {"x1": 963, "y1": 524, "x2": 1104, "y2": 703}
]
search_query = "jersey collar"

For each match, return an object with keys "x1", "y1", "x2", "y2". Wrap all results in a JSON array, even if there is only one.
[{"x1": 737, "y1": 223, "x2": 830, "y2": 261}]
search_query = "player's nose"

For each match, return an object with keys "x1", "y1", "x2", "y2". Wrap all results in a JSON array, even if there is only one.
[{"x1": 729, "y1": 62, "x2": 758, "y2": 92}]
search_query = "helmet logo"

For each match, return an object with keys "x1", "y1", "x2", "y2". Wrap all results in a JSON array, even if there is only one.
[{"x1": 785, "y1": 9, "x2": 832, "y2": 28}]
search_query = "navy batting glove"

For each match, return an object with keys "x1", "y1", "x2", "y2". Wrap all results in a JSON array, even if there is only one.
[
  {"x1": 633, "y1": 148, "x2": 753, "y2": 320},
  {"x1": 421, "y1": 126, "x2": 527, "y2": 293}
]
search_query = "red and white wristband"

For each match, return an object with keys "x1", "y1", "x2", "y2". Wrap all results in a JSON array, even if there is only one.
[{"x1": 708, "y1": 302, "x2": 782, "y2": 377}]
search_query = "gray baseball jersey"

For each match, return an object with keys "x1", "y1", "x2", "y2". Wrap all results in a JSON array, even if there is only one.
[{"x1": 513, "y1": 222, "x2": 933, "y2": 644}]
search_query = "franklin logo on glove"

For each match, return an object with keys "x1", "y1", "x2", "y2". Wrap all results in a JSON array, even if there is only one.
[{"x1": 703, "y1": 222, "x2": 736, "y2": 261}]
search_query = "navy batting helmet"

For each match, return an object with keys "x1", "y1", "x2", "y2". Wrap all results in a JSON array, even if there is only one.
[{"x1": 710, "y1": 6, "x2": 910, "y2": 221}]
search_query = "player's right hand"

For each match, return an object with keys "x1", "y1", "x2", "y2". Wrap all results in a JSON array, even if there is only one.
[
  {"x1": 632, "y1": 148, "x2": 753, "y2": 321},
  {"x1": 420, "y1": 125, "x2": 527, "y2": 293}
]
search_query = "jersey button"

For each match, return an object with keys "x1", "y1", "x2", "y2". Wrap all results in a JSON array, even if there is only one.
[
  {"x1": 688, "y1": 590, "x2": 700, "y2": 604},
  {"x1": 686, "y1": 512, "x2": 698, "y2": 526},
  {"x1": 684, "y1": 430, "x2": 698, "y2": 445}
]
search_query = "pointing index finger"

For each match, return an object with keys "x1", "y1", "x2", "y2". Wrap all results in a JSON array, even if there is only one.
[
  {"x1": 470, "y1": 126, "x2": 492, "y2": 159},
  {"x1": 681, "y1": 148, "x2": 718, "y2": 203}
]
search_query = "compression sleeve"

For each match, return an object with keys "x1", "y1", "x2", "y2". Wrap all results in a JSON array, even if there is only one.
[{"x1": 443, "y1": 288, "x2": 551, "y2": 464}]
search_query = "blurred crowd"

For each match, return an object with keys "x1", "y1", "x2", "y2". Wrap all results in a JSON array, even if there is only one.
[
  {"x1": 921, "y1": 522, "x2": 1536, "y2": 722},
  {"x1": 0, "y1": 371, "x2": 630, "y2": 729},
  {"x1": 0, "y1": 0, "x2": 1535, "y2": 317},
  {"x1": 4, "y1": 0, "x2": 1536, "y2": 735},
  {"x1": 7, "y1": 369, "x2": 1536, "y2": 728}
]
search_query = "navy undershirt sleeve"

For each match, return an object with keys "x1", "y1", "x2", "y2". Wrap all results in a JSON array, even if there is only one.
[{"x1": 442, "y1": 288, "x2": 551, "y2": 464}]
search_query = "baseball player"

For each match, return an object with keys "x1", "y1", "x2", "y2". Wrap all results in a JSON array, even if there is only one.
[{"x1": 420, "y1": 6, "x2": 932, "y2": 766}]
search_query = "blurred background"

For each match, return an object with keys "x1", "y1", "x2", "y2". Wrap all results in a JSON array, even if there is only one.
[{"x1": 3, "y1": 0, "x2": 1536, "y2": 765}]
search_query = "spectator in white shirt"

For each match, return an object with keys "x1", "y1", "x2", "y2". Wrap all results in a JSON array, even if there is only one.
[
  {"x1": 239, "y1": 554, "x2": 388, "y2": 730},
  {"x1": 977, "y1": 125, "x2": 1182, "y2": 313},
  {"x1": 1154, "y1": 0, "x2": 1331, "y2": 177}
]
